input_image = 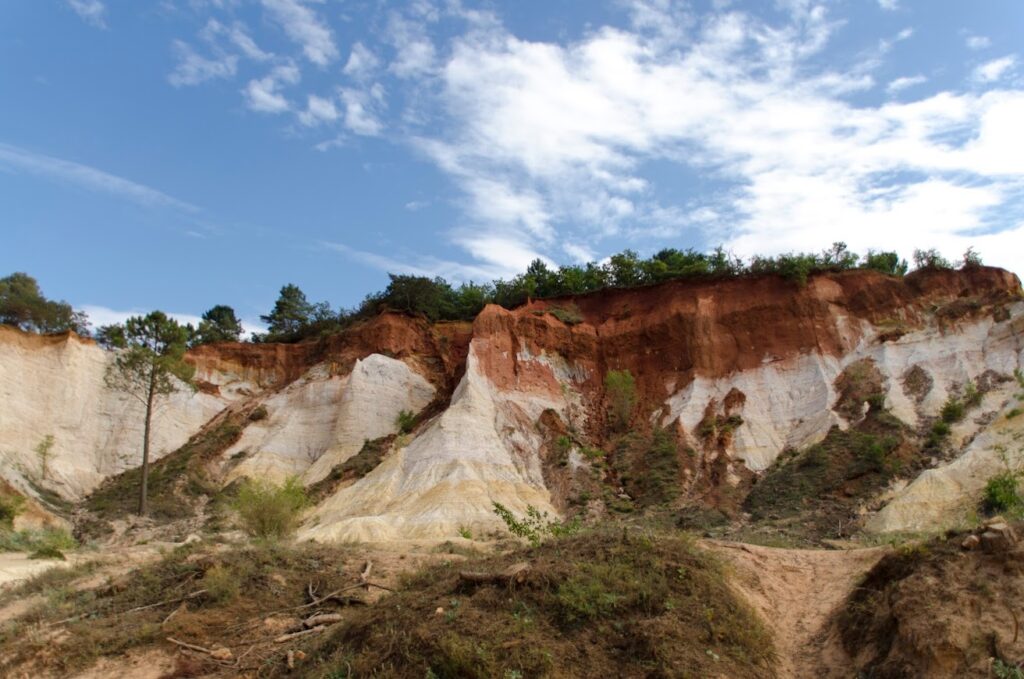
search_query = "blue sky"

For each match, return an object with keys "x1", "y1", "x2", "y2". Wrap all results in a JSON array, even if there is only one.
[{"x1": 1, "y1": 0, "x2": 1022, "y2": 332}]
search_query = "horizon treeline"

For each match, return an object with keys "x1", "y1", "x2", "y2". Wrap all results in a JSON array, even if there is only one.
[{"x1": 1, "y1": 244, "x2": 982, "y2": 345}]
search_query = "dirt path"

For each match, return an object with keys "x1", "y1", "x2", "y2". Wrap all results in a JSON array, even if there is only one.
[{"x1": 707, "y1": 541, "x2": 887, "y2": 679}]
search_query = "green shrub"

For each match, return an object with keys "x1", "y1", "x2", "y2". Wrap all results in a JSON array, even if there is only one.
[
  {"x1": 202, "y1": 564, "x2": 240, "y2": 603},
  {"x1": 940, "y1": 396, "x2": 965, "y2": 423},
  {"x1": 913, "y1": 248, "x2": 953, "y2": 270},
  {"x1": 492, "y1": 503, "x2": 580, "y2": 547},
  {"x1": 1007, "y1": 408, "x2": 1022, "y2": 420},
  {"x1": 0, "y1": 492, "x2": 26, "y2": 528},
  {"x1": 0, "y1": 527, "x2": 76, "y2": 554},
  {"x1": 232, "y1": 476, "x2": 308, "y2": 540},
  {"x1": 994, "y1": 659, "x2": 1024, "y2": 679},
  {"x1": 604, "y1": 369, "x2": 636, "y2": 430},
  {"x1": 396, "y1": 410, "x2": 416, "y2": 434},
  {"x1": 982, "y1": 472, "x2": 1022, "y2": 515},
  {"x1": 549, "y1": 305, "x2": 583, "y2": 325}
]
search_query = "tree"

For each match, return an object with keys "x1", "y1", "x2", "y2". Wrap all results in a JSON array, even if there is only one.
[
  {"x1": 260, "y1": 284, "x2": 315, "y2": 339},
  {"x1": 103, "y1": 311, "x2": 195, "y2": 516},
  {"x1": 0, "y1": 272, "x2": 89, "y2": 335},
  {"x1": 912, "y1": 248, "x2": 953, "y2": 270},
  {"x1": 194, "y1": 304, "x2": 243, "y2": 345},
  {"x1": 863, "y1": 250, "x2": 908, "y2": 276},
  {"x1": 961, "y1": 247, "x2": 983, "y2": 268}
]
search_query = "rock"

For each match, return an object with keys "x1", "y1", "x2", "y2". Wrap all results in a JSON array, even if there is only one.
[
  {"x1": 209, "y1": 646, "x2": 233, "y2": 661},
  {"x1": 182, "y1": 533, "x2": 202, "y2": 545},
  {"x1": 961, "y1": 534, "x2": 980, "y2": 551},
  {"x1": 435, "y1": 607, "x2": 444, "y2": 616},
  {"x1": 980, "y1": 523, "x2": 1017, "y2": 554}
]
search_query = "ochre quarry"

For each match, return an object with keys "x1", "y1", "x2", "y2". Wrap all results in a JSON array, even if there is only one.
[{"x1": 2, "y1": 267, "x2": 1021, "y2": 541}]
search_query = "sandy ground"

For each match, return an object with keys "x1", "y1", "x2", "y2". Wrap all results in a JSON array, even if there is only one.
[{"x1": 708, "y1": 540, "x2": 887, "y2": 679}]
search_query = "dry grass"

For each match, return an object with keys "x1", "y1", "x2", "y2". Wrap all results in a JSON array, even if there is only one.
[{"x1": 288, "y1": 529, "x2": 776, "y2": 678}]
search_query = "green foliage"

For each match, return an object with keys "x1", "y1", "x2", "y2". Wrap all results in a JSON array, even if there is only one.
[
  {"x1": 0, "y1": 272, "x2": 89, "y2": 335},
  {"x1": 0, "y1": 527, "x2": 76, "y2": 554},
  {"x1": 202, "y1": 564, "x2": 240, "y2": 603},
  {"x1": 257, "y1": 284, "x2": 336, "y2": 342},
  {"x1": 982, "y1": 471, "x2": 1022, "y2": 515},
  {"x1": 102, "y1": 311, "x2": 196, "y2": 516},
  {"x1": 396, "y1": 409, "x2": 416, "y2": 434},
  {"x1": 491, "y1": 503, "x2": 580, "y2": 547},
  {"x1": 1007, "y1": 408, "x2": 1022, "y2": 419},
  {"x1": 912, "y1": 248, "x2": 953, "y2": 270},
  {"x1": 960, "y1": 246, "x2": 983, "y2": 268},
  {"x1": 34, "y1": 434, "x2": 54, "y2": 481},
  {"x1": 863, "y1": 250, "x2": 909, "y2": 276},
  {"x1": 994, "y1": 659, "x2": 1024, "y2": 679},
  {"x1": 604, "y1": 369, "x2": 636, "y2": 430},
  {"x1": 192, "y1": 304, "x2": 244, "y2": 345},
  {"x1": 0, "y1": 491, "x2": 26, "y2": 528},
  {"x1": 548, "y1": 305, "x2": 583, "y2": 325},
  {"x1": 940, "y1": 396, "x2": 965, "y2": 424},
  {"x1": 232, "y1": 476, "x2": 309, "y2": 539},
  {"x1": 457, "y1": 526, "x2": 473, "y2": 540},
  {"x1": 612, "y1": 429, "x2": 681, "y2": 507}
]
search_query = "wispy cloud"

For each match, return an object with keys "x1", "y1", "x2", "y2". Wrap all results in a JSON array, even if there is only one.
[
  {"x1": 168, "y1": 40, "x2": 238, "y2": 87},
  {"x1": 0, "y1": 142, "x2": 199, "y2": 212},
  {"x1": 886, "y1": 74, "x2": 927, "y2": 93},
  {"x1": 67, "y1": 0, "x2": 107, "y2": 29},
  {"x1": 260, "y1": 0, "x2": 337, "y2": 66},
  {"x1": 877, "y1": 0, "x2": 899, "y2": 10},
  {"x1": 973, "y1": 55, "x2": 1017, "y2": 83},
  {"x1": 965, "y1": 35, "x2": 991, "y2": 51},
  {"x1": 319, "y1": 241, "x2": 512, "y2": 281},
  {"x1": 243, "y1": 63, "x2": 300, "y2": 113}
]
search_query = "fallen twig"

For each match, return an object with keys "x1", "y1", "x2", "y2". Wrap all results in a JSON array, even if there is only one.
[
  {"x1": 167, "y1": 637, "x2": 212, "y2": 654},
  {"x1": 126, "y1": 589, "x2": 207, "y2": 615},
  {"x1": 275, "y1": 625, "x2": 325, "y2": 643},
  {"x1": 303, "y1": 613, "x2": 345, "y2": 628}
]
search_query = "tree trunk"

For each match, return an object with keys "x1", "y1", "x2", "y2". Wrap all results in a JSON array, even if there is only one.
[{"x1": 139, "y1": 366, "x2": 156, "y2": 516}]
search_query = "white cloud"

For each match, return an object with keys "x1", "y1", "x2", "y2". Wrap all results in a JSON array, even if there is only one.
[
  {"x1": 168, "y1": 40, "x2": 238, "y2": 87},
  {"x1": 973, "y1": 55, "x2": 1016, "y2": 83},
  {"x1": 243, "y1": 63, "x2": 300, "y2": 113},
  {"x1": 877, "y1": 0, "x2": 899, "y2": 10},
  {"x1": 340, "y1": 85, "x2": 385, "y2": 135},
  {"x1": 0, "y1": 142, "x2": 199, "y2": 212},
  {"x1": 386, "y1": 12, "x2": 437, "y2": 78},
  {"x1": 886, "y1": 74, "x2": 927, "y2": 93},
  {"x1": 343, "y1": 42, "x2": 380, "y2": 79},
  {"x1": 202, "y1": 19, "x2": 272, "y2": 61},
  {"x1": 298, "y1": 94, "x2": 339, "y2": 126},
  {"x1": 966, "y1": 35, "x2": 991, "y2": 51},
  {"x1": 261, "y1": 0, "x2": 338, "y2": 66},
  {"x1": 399, "y1": 5, "x2": 1024, "y2": 274},
  {"x1": 319, "y1": 241, "x2": 512, "y2": 281},
  {"x1": 67, "y1": 0, "x2": 106, "y2": 28}
]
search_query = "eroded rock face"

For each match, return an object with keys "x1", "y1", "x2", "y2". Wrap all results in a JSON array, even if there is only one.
[
  {"x1": 1, "y1": 267, "x2": 1021, "y2": 540},
  {"x1": 0, "y1": 327, "x2": 237, "y2": 499}
]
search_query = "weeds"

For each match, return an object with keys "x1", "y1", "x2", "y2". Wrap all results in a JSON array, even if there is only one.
[
  {"x1": 395, "y1": 410, "x2": 416, "y2": 434},
  {"x1": 0, "y1": 527, "x2": 76, "y2": 554},
  {"x1": 604, "y1": 369, "x2": 636, "y2": 431},
  {"x1": 983, "y1": 471, "x2": 1023, "y2": 516},
  {"x1": 548, "y1": 305, "x2": 583, "y2": 325},
  {"x1": 492, "y1": 503, "x2": 580, "y2": 547},
  {"x1": 233, "y1": 476, "x2": 308, "y2": 540}
]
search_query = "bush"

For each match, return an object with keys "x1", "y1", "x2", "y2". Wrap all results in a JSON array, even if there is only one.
[
  {"x1": 982, "y1": 472, "x2": 1022, "y2": 515},
  {"x1": 0, "y1": 492, "x2": 26, "y2": 528},
  {"x1": 604, "y1": 369, "x2": 636, "y2": 430},
  {"x1": 396, "y1": 410, "x2": 416, "y2": 434},
  {"x1": 492, "y1": 503, "x2": 580, "y2": 547},
  {"x1": 549, "y1": 305, "x2": 583, "y2": 325},
  {"x1": 232, "y1": 477, "x2": 308, "y2": 540},
  {"x1": 0, "y1": 527, "x2": 76, "y2": 554},
  {"x1": 202, "y1": 564, "x2": 240, "y2": 603},
  {"x1": 940, "y1": 396, "x2": 965, "y2": 424},
  {"x1": 912, "y1": 248, "x2": 953, "y2": 270}
]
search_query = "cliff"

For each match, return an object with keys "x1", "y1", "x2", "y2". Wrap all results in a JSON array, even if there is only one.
[{"x1": 1, "y1": 267, "x2": 1021, "y2": 540}]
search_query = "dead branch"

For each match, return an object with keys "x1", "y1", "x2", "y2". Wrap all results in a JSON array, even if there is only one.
[
  {"x1": 275, "y1": 625, "x2": 326, "y2": 643},
  {"x1": 458, "y1": 562, "x2": 531, "y2": 586},
  {"x1": 126, "y1": 589, "x2": 207, "y2": 614},
  {"x1": 303, "y1": 613, "x2": 345, "y2": 628},
  {"x1": 167, "y1": 637, "x2": 212, "y2": 654},
  {"x1": 360, "y1": 560, "x2": 373, "y2": 585}
]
